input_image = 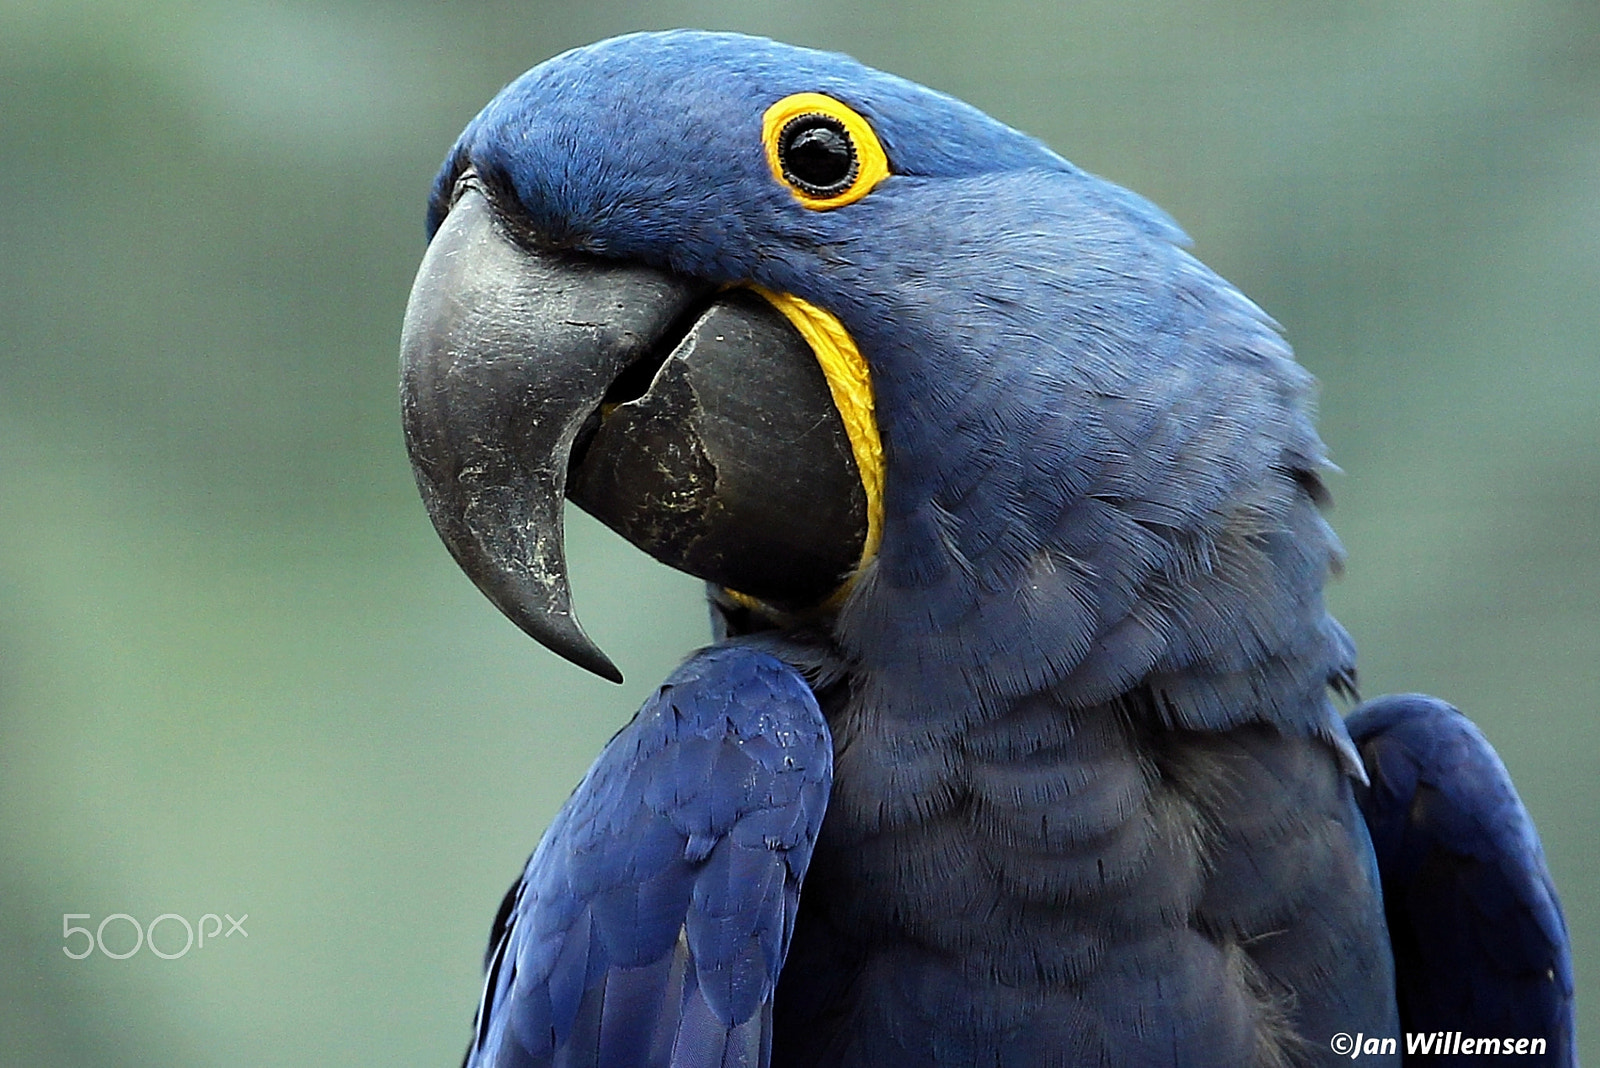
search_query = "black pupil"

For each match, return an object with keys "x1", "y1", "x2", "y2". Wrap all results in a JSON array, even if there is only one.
[{"x1": 780, "y1": 116, "x2": 856, "y2": 195}]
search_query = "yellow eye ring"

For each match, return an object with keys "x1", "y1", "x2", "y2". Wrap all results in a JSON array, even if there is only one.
[{"x1": 762, "y1": 93, "x2": 890, "y2": 210}]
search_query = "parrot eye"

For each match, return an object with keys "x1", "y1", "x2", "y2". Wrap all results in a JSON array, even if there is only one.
[
  {"x1": 762, "y1": 92, "x2": 890, "y2": 210},
  {"x1": 778, "y1": 115, "x2": 858, "y2": 197}
]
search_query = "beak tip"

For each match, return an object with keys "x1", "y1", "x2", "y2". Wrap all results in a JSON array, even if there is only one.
[
  {"x1": 576, "y1": 645, "x2": 626, "y2": 685},
  {"x1": 502, "y1": 600, "x2": 624, "y2": 683},
  {"x1": 560, "y1": 642, "x2": 626, "y2": 684}
]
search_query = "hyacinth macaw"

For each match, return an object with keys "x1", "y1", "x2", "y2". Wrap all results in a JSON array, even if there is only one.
[{"x1": 399, "y1": 31, "x2": 1575, "y2": 1067}]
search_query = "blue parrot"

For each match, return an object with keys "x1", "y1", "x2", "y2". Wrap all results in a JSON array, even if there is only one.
[{"x1": 398, "y1": 31, "x2": 1575, "y2": 1067}]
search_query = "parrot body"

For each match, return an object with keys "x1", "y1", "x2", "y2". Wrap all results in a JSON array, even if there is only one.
[{"x1": 400, "y1": 31, "x2": 1574, "y2": 1067}]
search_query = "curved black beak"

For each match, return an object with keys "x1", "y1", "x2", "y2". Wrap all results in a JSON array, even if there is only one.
[
  {"x1": 401, "y1": 182, "x2": 866, "y2": 681},
  {"x1": 401, "y1": 184, "x2": 706, "y2": 681}
]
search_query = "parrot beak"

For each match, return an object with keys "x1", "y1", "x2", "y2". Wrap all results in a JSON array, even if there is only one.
[{"x1": 400, "y1": 179, "x2": 866, "y2": 681}]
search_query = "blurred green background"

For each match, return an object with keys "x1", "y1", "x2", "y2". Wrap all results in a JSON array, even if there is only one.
[{"x1": 2, "y1": 0, "x2": 1595, "y2": 1063}]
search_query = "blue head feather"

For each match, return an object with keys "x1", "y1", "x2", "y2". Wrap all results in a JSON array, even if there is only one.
[{"x1": 435, "y1": 30, "x2": 1353, "y2": 741}]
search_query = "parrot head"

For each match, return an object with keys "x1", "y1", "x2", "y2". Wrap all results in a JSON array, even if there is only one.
[{"x1": 403, "y1": 31, "x2": 1345, "y2": 724}]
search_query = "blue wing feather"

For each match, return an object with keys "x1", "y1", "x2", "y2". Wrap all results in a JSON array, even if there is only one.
[
  {"x1": 465, "y1": 645, "x2": 832, "y2": 1068},
  {"x1": 1348, "y1": 694, "x2": 1574, "y2": 1065}
]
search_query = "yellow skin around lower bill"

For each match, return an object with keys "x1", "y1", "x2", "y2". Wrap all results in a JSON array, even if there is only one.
[{"x1": 726, "y1": 288, "x2": 884, "y2": 614}]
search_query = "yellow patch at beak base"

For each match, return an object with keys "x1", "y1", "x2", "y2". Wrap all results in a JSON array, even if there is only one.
[{"x1": 729, "y1": 288, "x2": 884, "y2": 612}]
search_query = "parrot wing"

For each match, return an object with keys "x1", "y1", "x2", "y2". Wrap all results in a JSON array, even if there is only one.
[
  {"x1": 1348, "y1": 694, "x2": 1574, "y2": 1063},
  {"x1": 464, "y1": 645, "x2": 832, "y2": 1068}
]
